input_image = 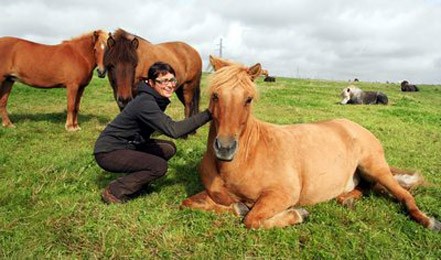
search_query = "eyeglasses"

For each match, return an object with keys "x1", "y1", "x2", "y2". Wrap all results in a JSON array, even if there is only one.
[{"x1": 155, "y1": 77, "x2": 178, "y2": 85}]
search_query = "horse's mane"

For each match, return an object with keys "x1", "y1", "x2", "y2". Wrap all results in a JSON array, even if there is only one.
[
  {"x1": 104, "y1": 29, "x2": 139, "y2": 64},
  {"x1": 113, "y1": 28, "x2": 150, "y2": 43},
  {"x1": 62, "y1": 30, "x2": 106, "y2": 43},
  {"x1": 208, "y1": 64, "x2": 259, "y2": 99}
]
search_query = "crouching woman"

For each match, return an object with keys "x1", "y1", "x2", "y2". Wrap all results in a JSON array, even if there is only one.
[{"x1": 94, "y1": 62, "x2": 211, "y2": 204}]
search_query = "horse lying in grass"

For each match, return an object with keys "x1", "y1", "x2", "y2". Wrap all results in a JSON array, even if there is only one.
[
  {"x1": 340, "y1": 85, "x2": 388, "y2": 105},
  {"x1": 181, "y1": 55, "x2": 440, "y2": 231},
  {"x1": 401, "y1": 80, "x2": 419, "y2": 92}
]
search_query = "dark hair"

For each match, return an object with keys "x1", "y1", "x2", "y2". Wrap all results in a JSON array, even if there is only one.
[{"x1": 147, "y1": 62, "x2": 176, "y2": 81}]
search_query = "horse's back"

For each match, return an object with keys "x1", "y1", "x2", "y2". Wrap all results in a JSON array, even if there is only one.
[
  {"x1": 0, "y1": 37, "x2": 42, "y2": 78},
  {"x1": 0, "y1": 37, "x2": 28, "y2": 62},
  {"x1": 136, "y1": 40, "x2": 202, "y2": 80},
  {"x1": 0, "y1": 36, "x2": 93, "y2": 87}
]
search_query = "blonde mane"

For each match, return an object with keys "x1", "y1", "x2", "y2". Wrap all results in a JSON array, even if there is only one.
[
  {"x1": 207, "y1": 64, "x2": 259, "y2": 99},
  {"x1": 62, "y1": 30, "x2": 107, "y2": 43}
]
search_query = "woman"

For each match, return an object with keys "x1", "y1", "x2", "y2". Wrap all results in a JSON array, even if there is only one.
[{"x1": 94, "y1": 62, "x2": 211, "y2": 204}]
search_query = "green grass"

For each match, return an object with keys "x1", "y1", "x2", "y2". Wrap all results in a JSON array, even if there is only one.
[{"x1": 1, "y1": 74, "x2": 440, "y2": 258}]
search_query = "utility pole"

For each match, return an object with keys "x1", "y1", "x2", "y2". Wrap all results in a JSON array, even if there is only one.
[{"x1": 217, "y1": 38, "x2": 223, "y2": 58}]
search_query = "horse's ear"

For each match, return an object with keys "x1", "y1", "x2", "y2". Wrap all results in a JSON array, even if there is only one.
[
  {"x1": 93, "y1": 31, "x2": 99, "y2": 41},
  {"x1": 107, "y1": 36, "x2": 115, "y2": 48},
  {"x1": 248, "y1": 63, "x2": 262, "y2": 81},
  {"x1": 131, "y1": 38, "x2": 139, "y2": 49},
  {"x1": 210, "y1": 55, "x2": 235, "y2": 71}
]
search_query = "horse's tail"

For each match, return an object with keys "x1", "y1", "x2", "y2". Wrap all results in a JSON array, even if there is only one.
[
  {"x1": 390, "y1": 166, "x2": 425, "y2": 190},
  {"x1": 374, "y1": 166, "x2": 424, "y2": 194}
]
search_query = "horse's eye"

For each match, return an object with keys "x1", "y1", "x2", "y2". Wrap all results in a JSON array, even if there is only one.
[
  {"x1": 212, "y1": 93, "x2": 219, "y2": 102},
  {"x1": 245, "y1": 96, "x2": 253, "y2": 104}
]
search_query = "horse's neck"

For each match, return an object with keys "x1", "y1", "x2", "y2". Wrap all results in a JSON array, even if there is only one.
[
  {"x1": 66, "y1": 37, "x2": 96, "y2": 68},
  {"x1": 241, "y1": 116, "x2": 261, "y2": 149}
]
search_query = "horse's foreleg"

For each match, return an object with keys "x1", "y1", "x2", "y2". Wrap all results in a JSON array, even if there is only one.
[
  {"x1": 65, "y1": 85, "x2": 80, "y2": 131},
  {"x1": 243, "y1": 191, "x2": 306, "y2": 229},
  {"x1": 181, "y1": 191, "x2": 238, "y2": 215},
  {"x1": 73, "y1": 86, "x2": 86, "y2": 130},
  {"x1": 0, "y1": 80, "x2": 15, "y2": 128}
]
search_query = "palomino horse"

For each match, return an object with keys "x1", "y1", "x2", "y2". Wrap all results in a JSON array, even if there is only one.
[
  {"x1": 181, "y1": 55, "x2": 440, "y2": 231},
  {"x1": 103, "y1": 29, "x2": 202, "y2": 118},
  {"x1": 0, "y1": 30, "x2": 108, "y2": 131}
]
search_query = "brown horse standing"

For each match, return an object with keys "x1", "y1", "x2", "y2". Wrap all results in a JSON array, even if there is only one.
[
  {"x1": 0, "y1": 30, "x2": 108, "y2": 131},
  {"x1": 103, "y1": 29, "x2": 202, "y2": 118},
  {"x1": 182, "y1": 55, "x2": 441, "y2": 231}
]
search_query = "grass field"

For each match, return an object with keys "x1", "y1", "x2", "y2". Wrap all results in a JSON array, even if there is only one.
[{"x1": 1, "y1": 73, "x2": 440, "y2": 258}]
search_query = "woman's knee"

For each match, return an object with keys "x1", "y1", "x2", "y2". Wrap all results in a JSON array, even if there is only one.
[
  {"x1": 160, "y1": 140, "x2": 177, "y2": 160},
  {"x1": 151, "y1": 160, "x2": 169, "y2": 177}
]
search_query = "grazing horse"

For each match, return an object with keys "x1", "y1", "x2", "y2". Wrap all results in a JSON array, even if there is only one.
[
  {"x1": 340, "y1": 85, "x2": 388, "y2": 105},
  {"x1": 0, "y1": 30, "x2": 108, "y2": 131},
  {"x1": 103, "y1": 29, "x2": 202, "y2": 118},
  {"x1": 181, "y1": 55, "x2": 441, "y2": 231},
  {"x1": 401, "y1": 80, "x2": 419, "y2": 92}
]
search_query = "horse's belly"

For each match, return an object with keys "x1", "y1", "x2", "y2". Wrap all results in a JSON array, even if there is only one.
[{"x1": 297, "y1": 172, "x2": 359, "y2": 206}]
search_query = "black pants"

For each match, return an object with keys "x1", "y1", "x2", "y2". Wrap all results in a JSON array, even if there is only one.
[{"x1": 95, "y1": 139, "x2": 176, "y2": 198}]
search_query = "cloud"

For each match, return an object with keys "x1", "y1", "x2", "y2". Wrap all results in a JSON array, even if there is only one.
[{"x1": 1, "y1": 0, "x2": 440, "y2": 83}]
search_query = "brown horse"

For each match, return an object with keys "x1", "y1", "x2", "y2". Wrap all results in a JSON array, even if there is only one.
[
  {"x1": 181, "y1": 55, "x2": 441, "y2": 231},
  {"x1": 0, "y1": 30, "x2": 108, "y2": 131},
  {"x1": 103, "y1": 28, "x2": 202, "y2": 118}
]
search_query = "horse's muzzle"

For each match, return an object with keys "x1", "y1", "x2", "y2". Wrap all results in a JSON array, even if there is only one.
[
  {"x1": 97, "y1": 68, "x2": 107, "y2": 78},
  {"x1": 214, "y1": 137, "x2": 238, "y2": 161},
  {"x1": 117, "y1": 97, "x2": 132, "y2": 111}
]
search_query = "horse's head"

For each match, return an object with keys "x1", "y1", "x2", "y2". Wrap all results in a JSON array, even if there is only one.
[
  {"x1": 401, "y1": 80, "x2": 409, "y2": 87},
  {"x1": 104, "y1": 30, "x2": 139, "y2": 110},
  {"x1": 92, "y1": 30, "x2": 109, "y2": 78},
  {"x1": 208, "y1": 55, "x2": 261, "y2": 161}
]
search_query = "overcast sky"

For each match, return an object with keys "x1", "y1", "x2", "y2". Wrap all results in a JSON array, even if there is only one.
[{"x1": 1, "y1": 0, "x2": 441, "y2": 84}]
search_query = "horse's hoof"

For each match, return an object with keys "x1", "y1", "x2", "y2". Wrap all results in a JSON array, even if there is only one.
[
  {"x1": 340, "y1": 198, "x2": 356, "y2": 209},
  {"x1": 3, "y1": 122, "x2": 15, "y2": 128},
  {"x1": 295, "y1": 208, "x2": 310, "y2": 220},
  {"x1": 233, "y1": 202, "x2": 250, "y2": 217},
  {"x1": 65, "y1": 125, "x2": 81, "y2": 132},
  {"x1": 429, "y1": 217, "x2": 441, "y2": 232}
]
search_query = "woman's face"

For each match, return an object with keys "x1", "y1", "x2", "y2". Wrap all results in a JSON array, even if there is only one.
[{"x1": 149, "y1": 72, "x2": 177, "y2": 99}]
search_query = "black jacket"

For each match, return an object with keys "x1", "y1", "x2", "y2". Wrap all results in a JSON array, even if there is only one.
[{"x1": 94, "y1": 81, "x2": 211, "y2": 154}]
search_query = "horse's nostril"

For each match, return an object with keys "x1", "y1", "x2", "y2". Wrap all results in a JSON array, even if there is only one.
[
  {"x1": 117, "y1": 97, "x2": 132, "y2": 110},
  {"x1": 215, "y1": 139, "x2": 221, "y2": 150},
  {"x1": 215, "y1": 137, "x2": 237, "y2": 150},
  {"x1": 97, "y1": 68, "x2": 106, "y2": 78},
  {"x1": 117, "y1": 97, "x2": 131, "y2": 104}
]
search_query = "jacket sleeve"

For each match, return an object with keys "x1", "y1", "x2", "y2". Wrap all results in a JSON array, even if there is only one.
[{"x1": 138, "y1": 99, "x2": 211, "y2": 139}]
